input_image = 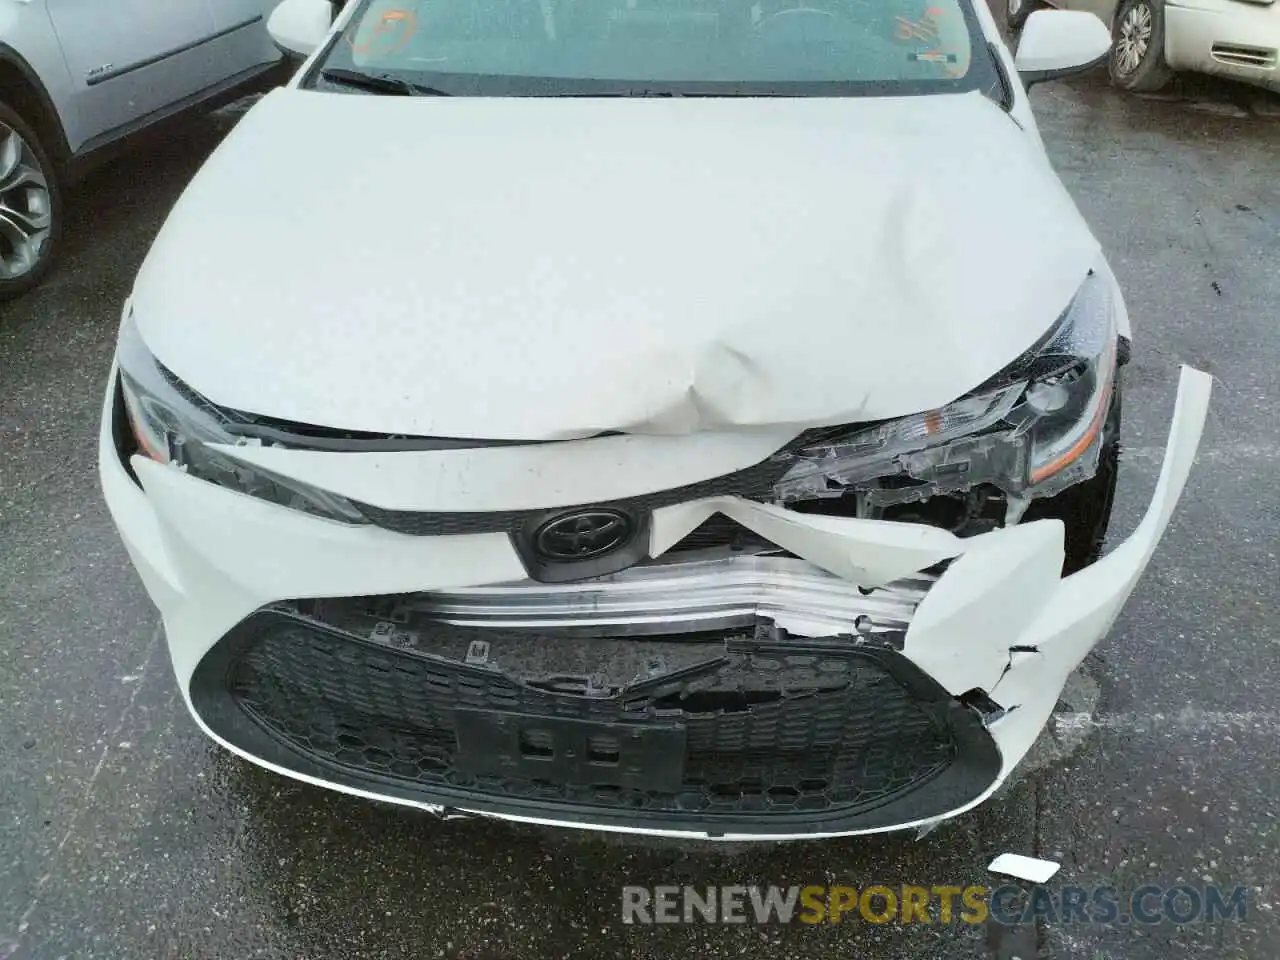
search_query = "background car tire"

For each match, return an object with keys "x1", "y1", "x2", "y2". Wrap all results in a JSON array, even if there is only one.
[
  {"x1": 1108, "y1": 0, "x2": 1174, "y2": 92},
  {"x1": 1006, "y1": 0, "x2": 1039, "y2": 33},
  {"x1": 0, "y1": 99, "x2": 63, "y2": 301},
  {"x1": 1023, "y1": 380, "x2": 1123, "y2": 575}
]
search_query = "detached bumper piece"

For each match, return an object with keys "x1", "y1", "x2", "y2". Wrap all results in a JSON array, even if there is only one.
[{"x1": 190, "y1": 603, "x2": 1001, "y2": 836}]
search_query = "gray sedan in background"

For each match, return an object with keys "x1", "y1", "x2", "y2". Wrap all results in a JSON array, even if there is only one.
[{"x1": 1, "y1": 0, "x2": 286, "y2": 299}]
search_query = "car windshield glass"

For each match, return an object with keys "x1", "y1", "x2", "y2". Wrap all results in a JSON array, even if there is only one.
[{"x1": 312, "y1": 0, "x2": 999, "y2": 97}]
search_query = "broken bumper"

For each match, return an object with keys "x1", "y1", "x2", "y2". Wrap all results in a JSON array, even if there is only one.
[{"x1": 98, "y1": 367, "x2": 1212, "y2": 840}]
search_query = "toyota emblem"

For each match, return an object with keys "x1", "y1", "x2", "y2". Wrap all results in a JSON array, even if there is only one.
[{"x1": 533, "y1": 509, "x2": 635, "y2": 562}]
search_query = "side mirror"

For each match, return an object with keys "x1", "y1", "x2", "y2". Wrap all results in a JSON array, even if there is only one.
[
  {"x1": 1015, "y1": 10, "x2": 1111, "y2": 87},
  {"x1": 267, "y1": 0, "x2": 335, "y2": 59}
]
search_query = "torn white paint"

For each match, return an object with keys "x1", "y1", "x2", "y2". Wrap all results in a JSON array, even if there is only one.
[
  {"x1": 903, "y1": 519, "x2": 1065, "y2": 696},
  {"x1": 989, "y1": 853, "x2": 1062, "y2": 884},
  {"x1": 651, "y1": 498, "x2": 966, "y2": 588}
]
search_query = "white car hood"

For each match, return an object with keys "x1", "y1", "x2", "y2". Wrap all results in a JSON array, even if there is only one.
[{"x1": 131, "y1": 88, "x2": 1100, "y2": 440}]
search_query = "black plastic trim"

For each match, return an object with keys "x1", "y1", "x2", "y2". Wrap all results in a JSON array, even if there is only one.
[
  {"x1": 1019, "y1": 52, "x2": 1109, "y2": 88},
  {"x1": 109, "y1": 372, "x2": 143, "y2": 487},
  {"x1": 190, "y1": 607, "x2": 1003, "y2": 837},
  {"x1": 68, "y1": 59, "x2": 289, "y2": 179},
  {"x1": 230, "y1": 418, "x2": 543, "y2": 452},
  {"x1": 353, "y1": 454, "x2": 788, "y2": 537}
]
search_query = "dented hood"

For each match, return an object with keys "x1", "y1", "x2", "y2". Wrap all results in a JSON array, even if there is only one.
[{"x1": 131, "y1": 88, "x2": 1100, "y2": 440}]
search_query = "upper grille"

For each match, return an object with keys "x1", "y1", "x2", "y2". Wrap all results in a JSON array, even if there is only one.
[
  {"x1": 666, "y1": 514, "x2": 778, "y2": 554},
  {"x1": 354, "y1": 454, "x2": 791, "y2": 536}
]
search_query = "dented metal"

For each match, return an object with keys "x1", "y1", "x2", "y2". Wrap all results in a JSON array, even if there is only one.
[
  {"x1": 129, "y1": 91, "x2": 1103, "y2": 441},
  {"x1": 408, "y1": 554, "x2": 935, "y2": 638},
  {"x1": 771, "y1": 268, "x2": 1119, "y2": 518},
  {"x1": 98, "y1": 358, "x2": 1212, "y2": 840}
]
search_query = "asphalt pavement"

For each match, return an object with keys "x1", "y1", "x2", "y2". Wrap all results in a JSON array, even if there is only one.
[{"x1": 2, "y1": 68, "x2": 1279, "y2": 960}]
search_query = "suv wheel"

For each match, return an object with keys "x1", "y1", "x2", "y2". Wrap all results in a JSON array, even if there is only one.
[
  {"x1": 1007, "y1": 0, "x2": 1038, "y2": 32},
  {"x1": 0, "y1": 99, "x2": 62, "y2": 300},
  {"x1": 1109, "y1": 0, "x2": 1174, "y2": 92}
]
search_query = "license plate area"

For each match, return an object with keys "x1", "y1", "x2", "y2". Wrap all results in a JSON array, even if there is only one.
[{"x1": 453, "y1": 709, "x2": 686, "y2": 793}]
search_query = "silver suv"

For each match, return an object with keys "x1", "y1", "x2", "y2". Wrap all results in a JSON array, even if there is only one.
[{"x1": 0, "y1": 0, "x2": 289, "y2": 299}]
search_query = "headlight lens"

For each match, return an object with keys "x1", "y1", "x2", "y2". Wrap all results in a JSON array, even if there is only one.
[
  {"x1": 772, "y1": 271, "x2": 1119, "y2": 510},
  {"x1": 116, "y1": 311, "x2": 367, "y2": 524}
]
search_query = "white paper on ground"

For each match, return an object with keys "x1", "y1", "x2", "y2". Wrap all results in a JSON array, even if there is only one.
[{"x1": 988, "y1": 854, "x2": 1061, "y2": 883}]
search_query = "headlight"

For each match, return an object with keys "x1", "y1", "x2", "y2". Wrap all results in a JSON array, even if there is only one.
[
  {"x1": 116, "y1": 311, "x2": 367, "y2": 524},
  {"x1": 773, "y1": 271, "x2": 1119, "y2": 513}
]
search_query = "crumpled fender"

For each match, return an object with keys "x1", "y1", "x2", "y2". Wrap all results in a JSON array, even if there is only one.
[
  {"x1": 985, "y1": 366, "x2": 1213, "y2": 772},
  {"x1": 652, "y1": 365, "x2": 1213, "y2": 779},
  {"x1": 904, "y1": 517, "x2": 1066, "y2": 696}
]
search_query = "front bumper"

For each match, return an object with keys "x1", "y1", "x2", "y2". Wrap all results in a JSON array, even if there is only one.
[
  {"x1": 1167, "y1": 0, "x2": 1280, "y2": 91},
  {"x1": 99, "y1": 366, "x2": 1212, "y2": 840}
]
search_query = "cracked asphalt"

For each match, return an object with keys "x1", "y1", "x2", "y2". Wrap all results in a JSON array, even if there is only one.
[{"x1": 3, "y1": 62, "x2": 1280, "y2": 959}]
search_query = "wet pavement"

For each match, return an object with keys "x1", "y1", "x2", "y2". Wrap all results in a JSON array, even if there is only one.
[{"x1": 3, "y1": 66, "x2": 1280, "y2": 959}]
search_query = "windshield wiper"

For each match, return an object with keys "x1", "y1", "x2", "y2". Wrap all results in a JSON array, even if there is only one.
[
  {"x1": 985, "y1": 42, "x2": 1015, "y2": 113},
  {"x1": 319, "y1": 68, "x2": 452, "y2": 97}
]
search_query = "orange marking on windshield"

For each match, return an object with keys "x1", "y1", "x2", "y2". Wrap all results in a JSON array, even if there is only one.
[
  {"x1": 895, "y1": 14, "x2": 940, "y2": 43},
  {"x1": 350, "y1": 9, "x2": 419, "y2": 56},
  {"x1": 896, "y1": 5, "x2": 967, "y2": 77}
]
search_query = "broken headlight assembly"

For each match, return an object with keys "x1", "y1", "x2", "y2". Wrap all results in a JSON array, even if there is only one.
[
  {"x1": 115, "y1": 311, "x2": 368, "y2": 524},
  {"x1": 773, "y1": 270, "x2": 1119, "y2": 517}
]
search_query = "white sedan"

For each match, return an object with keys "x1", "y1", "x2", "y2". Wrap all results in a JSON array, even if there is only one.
[
  {"x1": 1010, "y1": 0, "x2": 1280, "y2": 93},
  {"x1": 100, "y1": 0, "x2": 1211, "y2": 840}
]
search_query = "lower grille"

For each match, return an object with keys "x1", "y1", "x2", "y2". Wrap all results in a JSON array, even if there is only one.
[{"x1": 192, "y1": 605, "x2": 1000, "y2": 833}]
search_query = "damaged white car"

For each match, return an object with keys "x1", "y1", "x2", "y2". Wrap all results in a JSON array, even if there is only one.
[{"x1": 99, "y1": 0, "x2": 1211, "y2": 839}]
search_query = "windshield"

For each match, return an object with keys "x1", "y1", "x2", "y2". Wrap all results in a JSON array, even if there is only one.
[{"x1": 310, "y1": 0, "x2": 1001, "y2": 97}]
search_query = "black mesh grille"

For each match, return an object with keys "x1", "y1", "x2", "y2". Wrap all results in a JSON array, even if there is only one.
[
  {"x1": 212, "y1": 610, "x2": 969, "y2": 820},
  {"x1": 353, "y1": 454, "x2": 790, "y2": 536},
  {"x1": 665, "y1": 514, "x2": 778, "y2": 555}
]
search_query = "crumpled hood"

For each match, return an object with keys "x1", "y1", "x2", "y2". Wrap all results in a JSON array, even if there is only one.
[{"x1": 131, "y1": 88, "x2": 1100, "y2": 440}]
